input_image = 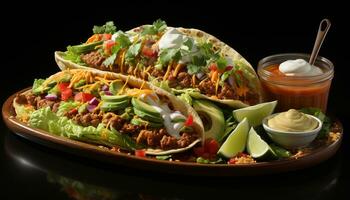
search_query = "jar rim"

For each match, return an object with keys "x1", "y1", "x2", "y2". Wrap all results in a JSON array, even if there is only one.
[{"x1": 258, "y1": 53, "x2": 334, "y2": 85}]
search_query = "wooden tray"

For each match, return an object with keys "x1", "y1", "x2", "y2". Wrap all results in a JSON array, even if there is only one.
[{"x1": 2, "y1": 88, "x2": 343, "y2": 176}]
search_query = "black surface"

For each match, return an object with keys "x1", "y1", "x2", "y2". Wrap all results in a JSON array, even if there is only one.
[{"x1": 1, "y1": 2, "x2": 349, "y2": 199}]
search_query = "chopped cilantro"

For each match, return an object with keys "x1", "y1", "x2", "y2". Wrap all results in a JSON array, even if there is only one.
[
  {"x1": 93, "y1": 21, "x2": 117, "y2": 34},
  {"x1": 103, "y1": 32, "x2": 132, "y2": 66},
  {"x1": 141, "y1": 19, "x2": 167, "y2": 36},
  {"x1": 300, "y1": 108, "x2": 331, "y2": 138},
  {"x1": 216, "y1": 57, "x2": 227, "y2": 71},
  {"x1": 102, "y1": 53, "x2": 117, "y2": 67},
  {"x1": 125, "y1": 43, "x2": 141, "y2": 65},
  {"x1": 187, "y1": 64, "x2": 201, "y2": 75},
  {"x1": 159, "y1": 48, "x2": 181, "y2": 65},
  {"x1": 220, "y1": 69, "x2": 234, "y2": 83}
]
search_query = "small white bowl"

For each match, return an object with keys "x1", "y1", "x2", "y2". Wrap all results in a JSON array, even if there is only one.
[{"x1": 262, "y1": 113, "x2": 322, "y2": 149}]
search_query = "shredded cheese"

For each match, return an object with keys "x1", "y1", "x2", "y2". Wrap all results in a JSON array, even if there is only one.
[
  {"x1": 163, "y1": 61, "x2": 173, "y2": 81},
  {"x1": 173, "y1": 63, "x2": 184, "y2": 77},
  {"x1": 133, "y1": 63, "x2": 139, "y2": 77},
  {"x1": 140, "y1": 80, "x2": 146, "y2": 89},
  {"x1": 118, "y1": 76, "x2": 130, "y2": 95},
  {"x1": 215, "y1": 76, "x2": 220, "y2": 95},
  {"x1": 120, "y1": 49, "x2": 126, "y2": 73},
  {"x1": 192, "y1": 75, "x2": 196, "y2": 87}
]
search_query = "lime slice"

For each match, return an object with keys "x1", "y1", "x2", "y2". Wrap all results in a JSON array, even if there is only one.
[
  {"x1": 232, "y1": 100, "x2": 277, "y2": 127},
  {"x1": 247, "y1": 127, "x2": 277, "y2": 160},
  {"x1": 217, "y1": 118, "x2": 249, "y2": 158}
]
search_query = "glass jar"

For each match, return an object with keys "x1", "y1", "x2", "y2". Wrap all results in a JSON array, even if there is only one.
[{"x1": 258, "y1": 53, "x2": 334, "y2": 113}]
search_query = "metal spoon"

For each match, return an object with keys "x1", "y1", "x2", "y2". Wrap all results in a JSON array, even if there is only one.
[{"x1": 309, "y1": 19, "x2": 331, "y2": 65}]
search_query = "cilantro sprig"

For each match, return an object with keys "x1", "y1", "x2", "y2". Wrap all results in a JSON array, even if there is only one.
[
  {"x1": 93, "y1": 21, "x2": 117, "y2": 34},
  {"x1": 141, "y1": 19, "x2": 167, "y2": 36},
  {"x1": 102, "y1": 31, "x2": 131, "y2": 66}
]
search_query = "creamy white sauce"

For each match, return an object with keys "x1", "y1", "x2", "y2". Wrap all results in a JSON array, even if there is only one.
[
  {"x1": 142, "y1": 95, "x2": 185, "y2": 138},
  {"x1": 158, "y1": 28, "x2": 201, "y2": 64},
  {"x1": 158, "y1": 28, "x2": 184, "y2": 50},
  {"x1": 279, "y1": 59, "x2": 323, "y2": 76},
  {"x1": 111, "y1": 31, "x2": 137, "y2": 43}
]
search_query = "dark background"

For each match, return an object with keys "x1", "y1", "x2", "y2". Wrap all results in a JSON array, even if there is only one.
[{"x1": 0, "y1": 1, "x2": 348, "y2": 199}]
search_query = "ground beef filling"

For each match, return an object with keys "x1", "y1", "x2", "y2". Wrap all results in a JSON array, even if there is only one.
[
  {"x1": 80, "y1": 51, "x2": 106, "y2": 69},
  {"x1": 16, "y1": 93, "x2": 60, "y2": 111},
  {"x1": 80, "y1": 52, "x2": 257, "y2": 102},
  {"x1": 16, "y1": 93, "x2": 197, "y2": 150}
]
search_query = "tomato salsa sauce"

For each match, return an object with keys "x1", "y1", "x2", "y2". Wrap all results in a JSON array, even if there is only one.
[{"x1": 260, "y1": 64, "x2": 332, "y2": 113}]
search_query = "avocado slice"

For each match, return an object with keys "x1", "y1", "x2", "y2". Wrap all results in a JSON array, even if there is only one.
[
  {"x1": 133, "y1": 108, "x2": 163, "y2": 123},
  {"x1": 101, "y1": 95, "x2": 131, "y2": 102},
  {"x1": 131, "y1": 117, "x2": 163, "y2": 128},
  {"x1": 131, "y1": 98, "x2": 161, "y2": 117},
  {"x1": 100, "y1": 100, "x2": 130, "y2": 112},
  {"x1": 110, "y1": 80, "x2": 124, "y2": 95},
  {"x1": 193, "y1": 100, "x2": 225, "y2": 141}
]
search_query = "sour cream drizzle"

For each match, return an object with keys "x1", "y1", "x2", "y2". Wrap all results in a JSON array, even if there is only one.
[{"x1": 141, "y1": 94, "x2": 186, "y2": 138}]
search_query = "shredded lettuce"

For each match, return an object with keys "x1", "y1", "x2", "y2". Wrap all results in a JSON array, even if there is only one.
[
  {"x1": 177, "y1": 93, "x2": 193, "y2": 106},
  {"x1": 56, "y1": 101, "x2": 81, "y2": 116},
  {"x1": 29, "y1": 107, "x2": 59, "y2": 131},
  {"x1": 28, "y1": 107, "x2": 141, "y2": 150},
  {"x1": 32, "y1": 79, "x2": 46, "y2": 95}
]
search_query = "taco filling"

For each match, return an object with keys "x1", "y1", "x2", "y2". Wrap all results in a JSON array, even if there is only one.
[
  {"x1": 58, "y1": 20, "x2": 260, "y2": 106},
  {"x1": 13, "y1": 69, "x2": 202, "y2": 154}
]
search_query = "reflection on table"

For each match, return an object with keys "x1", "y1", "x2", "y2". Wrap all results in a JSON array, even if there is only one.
[{"x1": 5, "y1": 131, "x2": 342, "y2": 200}]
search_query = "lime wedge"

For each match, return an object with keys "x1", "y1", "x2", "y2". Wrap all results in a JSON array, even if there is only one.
[
  {"x1": 232, "y1": 100, "x2": 277, "y2": 127},
  {"x1": 217, "y1": 118, "x2": 249, "y2": 158},
  {"x1": 247, "y1": 127, "x2": 277, "y2": 160}
]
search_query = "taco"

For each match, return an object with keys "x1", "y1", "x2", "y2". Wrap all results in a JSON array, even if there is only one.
[
  {"x1": 55, "y1": 20, "x2": 261, "y2": 108},
  {"x1": 13, "y1": 69, "x2": 203, "y2": 155}
]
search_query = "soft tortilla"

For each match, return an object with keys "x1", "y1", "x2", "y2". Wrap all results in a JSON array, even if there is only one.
[
  {"x1": 14, "y1": 69, "x2": 204, "y2": 155},
  {"x1": 55, "y1": 26, "x2": 262, "y2": 108}
]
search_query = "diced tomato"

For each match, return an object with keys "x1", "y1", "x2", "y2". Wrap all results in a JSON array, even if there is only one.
[
  {"x1": 61, "y1": 88, "x2": 73, "y2": 101},
  {"x1": 58, "y1": 82, "x2": 70, "y2": 91},
  {"x1": 193, "y1": 147, "x2": 205, "y2": 157},
  {"x1": 68, "y1": 108, "x2": 78, "y2": 115},
  {"x1": 228, "y1": 158, "x2": 236, "y2": 164},
  {"x1": 184, "y1": 114, "x2": 193, "y2": 126},
  {"x1": 74, "y1": 92, "x2": 94, "y2": 102},
  {"x1": 142, "y1": 46, "x2": 157, "y2": 58},
  {"x1": 104, "y1": 40, "x2": 115, "y2": 49},
  {"x1": 204, "y1": 138, "x2": 219, "y2": 155},
  {"x1": 102, "y1": 33, "x2": 112, "y2": 40},
  {"x1": 225, "y1": 66, "x2": 233, "y2": 71},
  {"x1": 58, "y1": 82, "x2": 73, "y2": 101},
  {"x1": 135, "y1": 149, "x2": 146, "y2": 157},
  {"x1": 208, "y1": 63, "x2": 218, "y2": 71}
]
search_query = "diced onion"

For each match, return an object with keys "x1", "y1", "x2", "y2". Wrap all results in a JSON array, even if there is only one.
[
  {"x1": 101, "y1": 85, "x2": 109, "y2": 91},
  {"x1": 228, "y1": 76, "x2": 235, "y2": 87},
  {"x1": 89, "y1": 97, "x2": 99, "y2": 106},
  {"x1": 104, "y1": 91, "x2": 113, "y2": 96},
  {"x1": 45, "y1": 94, "x2": 57, "y2": 101},
  {"x1": 87, "y1": 104, "x2": 97, "y2": 112}
]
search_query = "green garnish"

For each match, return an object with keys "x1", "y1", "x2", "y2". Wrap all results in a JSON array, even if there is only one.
[
  {"x1": 93, "y1": 21, "x2": 117, "y2": 34},
  {"x1": 125, "y1": 43, "x2": 141, "y2": 65},
  {"x1": 141, "y1": 19, "x2": 167, "y2": 36},
  {"x1": 300, "y1": 108, "x2": 331, "y2": 138}
]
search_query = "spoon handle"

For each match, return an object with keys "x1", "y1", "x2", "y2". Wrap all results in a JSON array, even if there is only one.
[{"x1": 309, "y1": 19, "x2": 331, "y2": 65}]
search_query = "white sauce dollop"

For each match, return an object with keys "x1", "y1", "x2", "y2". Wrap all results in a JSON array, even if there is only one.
[
  {"x1": 158, "y1": 28, "x2": 200, "y2": 64},
  {"x1": 279, "y1": 59, "x2": 323, "y2": 76}
]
